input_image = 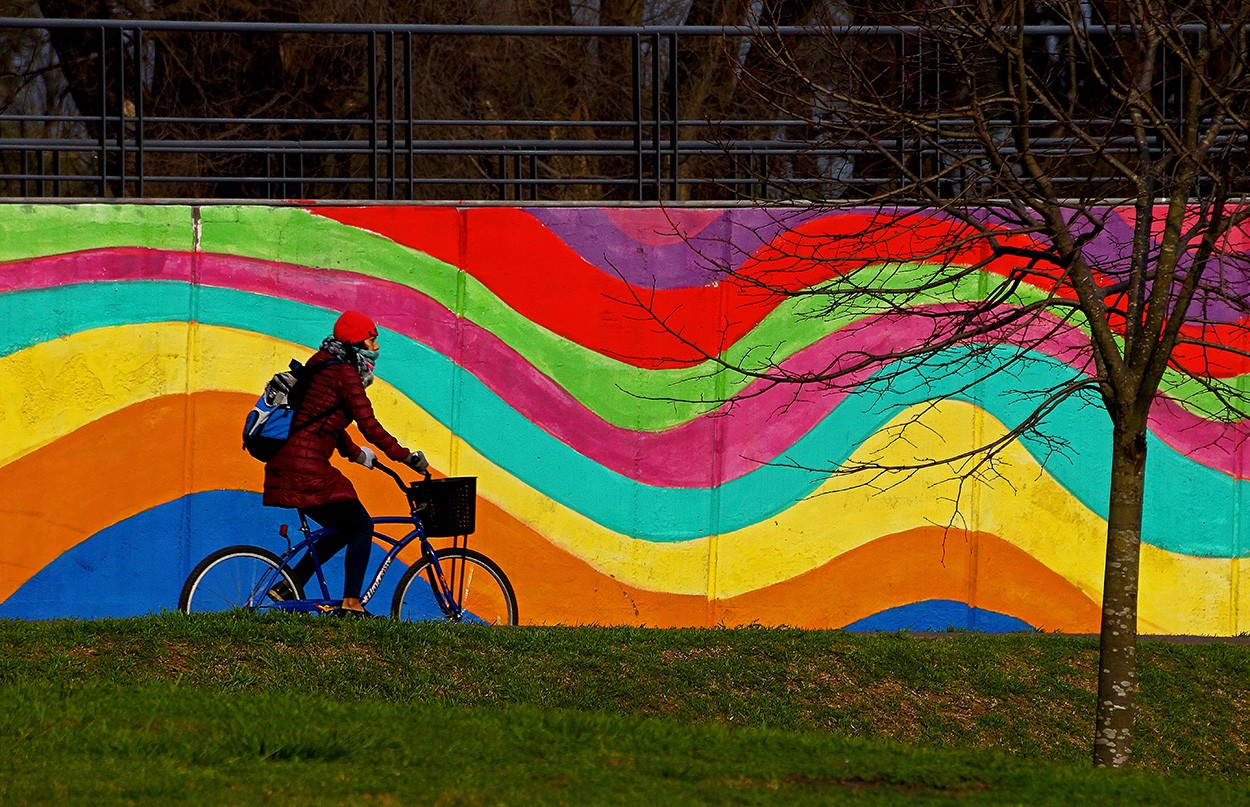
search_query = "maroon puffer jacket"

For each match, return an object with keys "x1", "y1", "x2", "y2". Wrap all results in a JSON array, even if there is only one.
[{"x1": 262, "y1": 350, "x2": 410, "y2": 509}]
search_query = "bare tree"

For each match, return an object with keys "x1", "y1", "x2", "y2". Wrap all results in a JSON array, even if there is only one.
[
  {"x1": 26, "y1": 0, "x2": 734, "y2": 199},
  {"x1": 19, "y1": 0, "x2": 760, "y2": 201},
  {"x1": 0, "y1": 0, "x2": 99, "y2": 193},
  {"x1": 680, "y1": 0, "x2": 1250, "y2": 768}
]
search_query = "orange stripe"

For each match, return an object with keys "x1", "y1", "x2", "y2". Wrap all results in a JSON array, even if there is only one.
[
  {"x1": 718, "y1": 527, "x2": 1102, "y2": 632},
  {"x1": 1, "y1": 394, "x2": 232, "y2": 600}
]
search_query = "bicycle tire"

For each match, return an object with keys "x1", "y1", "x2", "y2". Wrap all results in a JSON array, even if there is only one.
[
  {"x1": 179, "y1": 545, "x2": 304, "y2": 614},
  {"x1": 390, "y1": 548, "x2": 518, "y2": 625}
]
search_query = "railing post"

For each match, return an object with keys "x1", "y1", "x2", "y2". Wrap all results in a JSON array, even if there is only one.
[
  {"x1": 404, "y1": 32, "x2": 414, "y2": 200},
  {"x1": 133, "y1": 24, "x2": 144, "y2": 198},
  {"x1": 632, "y1": 32, "x2": 643, "y2": 201},
  {"x1": 386, "y1": 31, "x2": 396, "y2": 201},
  {"x1": 115, "y1": 26, "x2": 126, "y2": 197},
  {"x1": 651, "y1": 31, "x2": 661, "y2": 200},
  {"x1": 369, "y1": 31, "x2": 379, "y2": 199},
  {"x1": 668, "y1": 31, "x2": 678, "y2": 201},
  {"x1": 97, "y1": 24, "x2": 107, "y2": 196}
]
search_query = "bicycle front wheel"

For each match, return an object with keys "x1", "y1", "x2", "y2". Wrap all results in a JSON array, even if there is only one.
[
  {"x1": 391, "y1": 548, "x2": 518, "y2": 625},
  {"x1": 179, "y1": 545, "x2": 303, "y2": 614}
]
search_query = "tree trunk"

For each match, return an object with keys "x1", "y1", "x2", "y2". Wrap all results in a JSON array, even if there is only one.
[{"x1": 1093, "y1": 423, "x2": 1147, "y2": 767}]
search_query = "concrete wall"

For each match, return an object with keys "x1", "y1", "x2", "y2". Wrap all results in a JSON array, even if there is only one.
[{"x1": 2, "y1": 203, "x2": 1246, "y2": 633}]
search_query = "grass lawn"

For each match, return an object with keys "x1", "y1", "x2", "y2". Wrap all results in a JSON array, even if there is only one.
[{"x1": 3, "y1": 614, "x2": 1249, "y2": 804}]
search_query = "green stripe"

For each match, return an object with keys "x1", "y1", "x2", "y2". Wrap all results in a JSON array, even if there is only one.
[{"x1": 0, "y1": 204, "x2": 194, "y2": 260}]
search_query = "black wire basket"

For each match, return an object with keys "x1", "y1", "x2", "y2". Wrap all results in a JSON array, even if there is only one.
[{"x1": 406, "y1": 476, "x2": 477, "y2": 537}]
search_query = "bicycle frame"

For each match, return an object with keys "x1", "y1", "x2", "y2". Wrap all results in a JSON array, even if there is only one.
[{"x1": 247, "y1": 493, "x2": 474, "y2": 620}]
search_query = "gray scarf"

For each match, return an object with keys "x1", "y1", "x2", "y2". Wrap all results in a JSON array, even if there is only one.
[{"x1": 321, "y1": 337, "x2": 374, "y2": 388}]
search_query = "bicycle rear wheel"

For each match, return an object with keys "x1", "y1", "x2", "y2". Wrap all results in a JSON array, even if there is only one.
[
  {"x1": 179, "y1": 545, "x2": 303, "y2": 614},
  {"x1": 390, "y1": 548, "x2": 518, "y2": 625}
]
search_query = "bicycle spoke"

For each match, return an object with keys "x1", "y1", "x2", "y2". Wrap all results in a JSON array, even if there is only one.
[
  {"x1": 391, "y1": 548, "x2": 516, "y2": 625},
  {"x1": 180, "y1": 547, "x2": 297, "y2": 614}
]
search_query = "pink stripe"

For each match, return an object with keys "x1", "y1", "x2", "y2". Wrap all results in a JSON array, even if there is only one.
[{"x1": 3, "y1": 249, "x2": 1247, "y2": 483}]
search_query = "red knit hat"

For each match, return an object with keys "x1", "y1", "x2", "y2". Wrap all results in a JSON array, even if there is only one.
[{"x1": 334, "y1": 310, "x2": 378, "y2": 344}]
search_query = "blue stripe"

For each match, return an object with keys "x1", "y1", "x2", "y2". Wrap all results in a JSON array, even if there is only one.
[
  {"x1": 842, "y1": 600, "x2": 1036, "y2": 633},
  {"x1": 0, "y1": 490, "x2": 406, "y2": 619}
]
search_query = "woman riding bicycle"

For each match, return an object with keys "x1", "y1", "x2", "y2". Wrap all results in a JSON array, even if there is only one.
[{"x1": 263, "y1": 310, "x2": 428, "y2": 617}]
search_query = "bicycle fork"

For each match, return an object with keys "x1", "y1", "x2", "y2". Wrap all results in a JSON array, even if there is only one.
[{"x1": 422, "y1": 544, "x2": 467, "y2": 621}]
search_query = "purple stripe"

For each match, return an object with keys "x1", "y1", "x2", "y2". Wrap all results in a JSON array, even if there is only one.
[
  {"x1": 527, "y1": 207, "x2": 825, "y2": 290},
  {"x1": 534, "y1": 207, "x2": 1250, "y2": 322}
]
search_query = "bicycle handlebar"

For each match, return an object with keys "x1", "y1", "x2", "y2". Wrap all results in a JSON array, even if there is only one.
[{"x1": 373, "y1": 459, "x2": 431, "y2": 491}]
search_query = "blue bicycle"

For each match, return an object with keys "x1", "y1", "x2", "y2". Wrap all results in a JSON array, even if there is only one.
[{"x1": 178, "y1": 463, "x2": 518, "y2": 625}]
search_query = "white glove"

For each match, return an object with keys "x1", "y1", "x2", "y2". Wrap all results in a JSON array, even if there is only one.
[
  {"x1": 403, "y1": 450, "x2": 429, "y2": 473},
  {"x1": 351, "y1": 446, "x2": 377, "y2": 469}
]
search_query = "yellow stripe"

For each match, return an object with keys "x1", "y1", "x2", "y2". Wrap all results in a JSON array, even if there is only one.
[
  {"x1": 0, "y1": 323, "x2": 1238, "y2": 633},
  {"x1": 1, "y1": 323, "x2": 192, "y2": 466}
]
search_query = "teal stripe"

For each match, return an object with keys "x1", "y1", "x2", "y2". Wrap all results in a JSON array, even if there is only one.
[{"x1": 0, "y1": 282, "x2": 1242, "y2": 556}]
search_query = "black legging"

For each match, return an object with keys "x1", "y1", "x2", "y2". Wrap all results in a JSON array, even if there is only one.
[{"x1": 291, "y1": 498, "x2": 374, "y2": 600}]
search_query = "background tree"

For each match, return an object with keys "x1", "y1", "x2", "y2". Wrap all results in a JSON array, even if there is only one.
[
  {"x1": 30, "y1": 0, "x2": 601, "y2": 198},
  {"x1": 691, "y1": 0, "x2": 1250, "y2": 768},
  {"x1": 14, "y1": 0, "x2": 770, "y2": 199},
  {"x1": 0, "y1": 0, "x2": 98, "y2": 194}
]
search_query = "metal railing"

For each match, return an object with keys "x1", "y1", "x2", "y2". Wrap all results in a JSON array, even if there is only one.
[{"x1": 0, "y1": 19, "x2": 1238, "y2": 202}]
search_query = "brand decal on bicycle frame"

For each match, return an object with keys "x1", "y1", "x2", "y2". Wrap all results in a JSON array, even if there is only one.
[{"x1": 362, "y1": 555, "x2": 395, "y2": 602}]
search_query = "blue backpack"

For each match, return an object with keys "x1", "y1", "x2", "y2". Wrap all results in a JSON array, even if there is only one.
[{"x1": 241, "y1": 359, "x2": 338, "y2": 461}]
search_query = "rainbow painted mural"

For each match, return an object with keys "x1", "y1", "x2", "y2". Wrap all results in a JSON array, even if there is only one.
[{"x1": 2, "y1": 203, "x2": 1248, "y2": 633}]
